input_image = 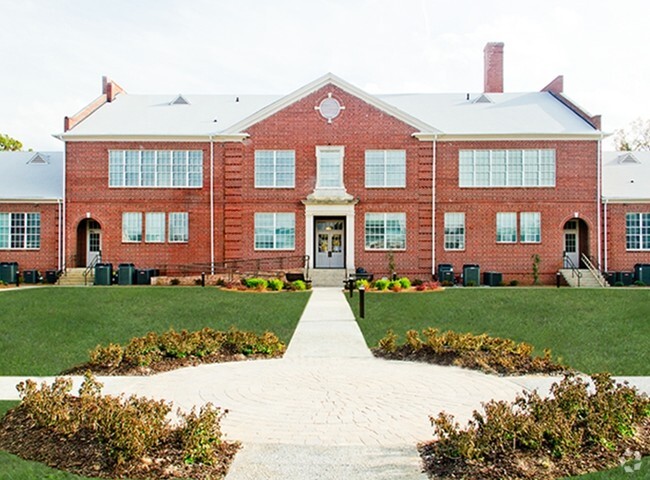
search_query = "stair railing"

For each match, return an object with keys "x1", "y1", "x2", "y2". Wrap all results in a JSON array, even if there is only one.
[
  {"x1": 581, "y1": 253, "x2": 608, "y2": 287},
  {"x1": 83, "y1": 251, "x2": 102, "y2": 286},
  {"x1": 562, "y1": 251, "x2": 582, "y2": 287}
]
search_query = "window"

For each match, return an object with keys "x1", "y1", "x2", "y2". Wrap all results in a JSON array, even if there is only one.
[
  {"x1": 122, "y1": 213, "x2": 142, "y2": 242},
  {"x1": 444, "y1": 213, "x2": 465, "y2": 250},
  {"x1": 255, "y1": 150, "x2": 295, "y2": 188},
  {"x1": 254, "y1": 213, "x2": 295, "y2": 250},
  {"x1": 169, "y1": 213, "x2": 189, "y2": 243},
  {"x1": 109, "y1": 150, "x2": 203, "y2": 188},
  {"x1": 520, "y1": 212, "x2": 541, "y2": 243},
  {"x1": 145, "y1": 213, "x2": 165, "y2": 243},
  {"x1": 459, "y1": 149, "x2": 555, "y2": 187},
  {"x1": 365, "y1": 150, "x2": 406, "y2": 187},
  {"x1": 317, "y1": 147, "x2": 343, "y2": 188},
  {"x1": 626, "y1": 213, "x2": 650, "y2": 250},
  {"x1": 496, "y1": 213, "x2": 517, "y2": 243},
  {"x1": 0, "y1": 213, "x2": 40, "y2": 249},
  {"x1": 364, "y1": 213, "x2": 406, "y2": 250}
]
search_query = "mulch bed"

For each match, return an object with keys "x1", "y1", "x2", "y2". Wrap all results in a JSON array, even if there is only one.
[
  {"x1": 0, "y1": 404, "x2": 239, "y2": 479},
  {"x1": 419, "y1": 419, "x2": 650, "y2": 479},
  {"x1": 62, "y1": 352, "x2": 279, "y2": 376}
]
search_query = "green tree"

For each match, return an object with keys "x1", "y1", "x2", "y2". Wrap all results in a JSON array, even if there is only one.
[
  {"x1": 0, "y1": 133, "x2": 23, "y2": 151},
  {"x1": 614, "y1": 118, "x2": 650, "y2": 151}
]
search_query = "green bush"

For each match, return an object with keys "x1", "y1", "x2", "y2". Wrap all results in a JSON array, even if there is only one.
[
  {"x1": 89, "y1": 343, "x2": 124, "y2": 369},
  {"x1": 389, "y1": 280, "x2": 402, "y2": 292},
  {"x1": 398, "y1": 277, "x2": 411, "y2": 289},
  {"x1": 356, "y1": 278, "x2": 370, "y2": 289},
  {"x1": 634, "y1": 280, "x2": 646, "y2": 287},
  {"x1": 243, "y1": 277, "x2": 268, "y2": 290},
  {"x1": 179, "y1": 403, "x2": 225, "y2": 465},
  {"x1": 374, "y1": 279, "x2": 390, "y2": 291},
  {"x1": 291, "y1": 280, "x2": 307, "y2": 291},
  {"x1": 267, "y1": 278, "x2": 284, "y2": 291},
  {"x1": 509, "y1": 279, "x2": 519, "y2": 286}
]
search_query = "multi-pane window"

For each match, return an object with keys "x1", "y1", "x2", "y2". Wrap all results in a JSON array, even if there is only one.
[
  {"x1": 169, "y1": 213, "x2": 189, "y2": 243},
  {"x1": 444, "y1": 213, "x2": 465, "y2": 250},
  {"x1": 145, "y1": 213, "x2": 165, "y2": 243},
  {"x1": 364, "y1": 213, "x2": 406, "y2": 250},
  {"x1": 254, "y1": 213, "x2": 295, "y2": 250},
  {"x1": 255, "y1": 150, "x2": 295, "y2": 188},
  {"x1": 122, "y1": 213, "x2": 142, "y2": 242},
  {"x1": 0, "y1": 213, "x2": 40, "y2": 249},
  {"x1": 459, "y1": 149, "x2": 555, "y2": 187},
  {"x1": 496, "y1": 212, "x2": 517, "y2": 243},
  {"x1": 520, "y1": 212, "x2": 541, "y2": 243},
  {"x1": 626, "y1": 213, "x2": 650, "y2": 250},
  {"x1": 109, "y1": 150, "x2": 203, "y2": 188},
  {"x1": 317, "y1": 148, "x2": 343, "y2": 188},
  {"x1": 365, "y1": 150, "x2": 406, "y2": 187}
]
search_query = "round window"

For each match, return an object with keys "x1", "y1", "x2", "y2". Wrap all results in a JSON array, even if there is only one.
[{"x1": 318, "y1": 97, "x2": 342, "y2": 121}]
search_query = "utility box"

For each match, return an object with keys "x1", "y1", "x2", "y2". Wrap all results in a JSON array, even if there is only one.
[
  {"x1": 0, "y1": 262, "x2": 19, "y2": 284},
  {"x1": 437, "y1": 264, "x2": 454, "y2": 283},
  {"x1": 463, "y1": 264, "x2": 480, "y2": 286},
  {"x1": 137, "y1": 268, "x2": 157, "y2": 285},
  {"x1": 619, "y1": 272, "x2": 635, "y2": 286},
  {"x1": 634, "y1": 264, "x2": 650, "y2": 285},
  {"x1": 94, "y1": 263, "x2": 113, "y2": 286},
  {"x1": 45, "y1": 270, "x2": 58, "y2": 284},
  {"x1": 118, "y1": 263, "x2": 137, "y2": 285},
  {"x1": 23, "y1": 270, "x2": 41, "y2": 284},
  {"x1": 483, "y1": 271, "x2": 502, "y2": 287}
]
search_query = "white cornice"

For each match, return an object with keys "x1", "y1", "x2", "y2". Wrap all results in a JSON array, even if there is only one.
[
  {"x1": 60, "y1": 134, "x2": 249, "y2": 143},
  {"x1": 413, "y1": 132, "x2": 603, "y2": 142},
  {"x1": 602, "y1": 198, "x2": 650, "y2": 204},
  {"x1": 0, "y1": 198, "x2": 62, "y2": 204}
]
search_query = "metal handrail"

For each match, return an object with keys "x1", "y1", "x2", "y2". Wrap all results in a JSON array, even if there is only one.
[
  {"x1": 83, "y1": 251, "x2": 102, "y2": 285},
  {"x1": 562, "y1": 252, "x2": 582, "y2": 287},
  {"x1": 581, "y1": 253, "x2": 608, "y2": 287}
]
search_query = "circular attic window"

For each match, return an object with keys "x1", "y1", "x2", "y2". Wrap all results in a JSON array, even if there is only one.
[{"x1": 318, "y1": 96, "x2": 342, "y2": 122}]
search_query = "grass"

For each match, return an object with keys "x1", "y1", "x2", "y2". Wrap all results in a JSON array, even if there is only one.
[
  {"x1": 0, "y1": 287, "x2": 310, "y2": 376},
  {"x1": 348, "y1": 288, "x2": 650, "y2": 375}
]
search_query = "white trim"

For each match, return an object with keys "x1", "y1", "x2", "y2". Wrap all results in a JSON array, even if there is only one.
[
  {"x1": 431, "y1": 136, "x2": 437, "y2": 275},
  {"x1": 0, "y1": 198, "x2": 62, "y2": 204},
  {"x1": 413, "y1": 133, "x2": 604, "y2": 141},
  {"x1": 316, "y1": 146, "x2": 345, "y2": 190},
  {"x1": 304, "y1": 203, "x2": 356, "y2": 272},
  {"x1": 603, "y1": 199, "x2": 608, "y2": 272},
  {"x1": 597, "y1": 135, "x2": 603, "y2": 269},
  {"x1": 61, "y1": 134, "x2": 249, "y2": 142}
]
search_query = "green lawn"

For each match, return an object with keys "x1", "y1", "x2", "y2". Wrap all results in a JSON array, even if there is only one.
[
  {"x1": 0, "y1": 287, "x2": 310, "y2": 376},
  {"x1": 348, "y1": 289, "x2": 650, "y2": 375}
]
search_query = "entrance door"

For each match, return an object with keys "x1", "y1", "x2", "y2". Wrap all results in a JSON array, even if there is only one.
[
  {"x1": 87, "y1": 227, "x2": 101, "y2": 267},
  {"x1": 315, "y1": 218, "x2": 345, "y2": 268},
  {"x1": 563, "y1": 220, "x2": 579, "y2": 268}
]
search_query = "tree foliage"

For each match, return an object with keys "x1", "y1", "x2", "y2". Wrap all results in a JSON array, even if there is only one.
[
  {"x1": 614, "y1": 118, "x2": 650, "y2": 151},
  {"x1": 0, "y1": 133, "x2": 23, "y2": 151}
]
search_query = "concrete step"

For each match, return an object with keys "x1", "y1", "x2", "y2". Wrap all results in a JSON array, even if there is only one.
[
  {"x1": 559, "y1": 269, "x2": 608, "y2": 288},
  {"x1": 57, "y1": 268, "x2": 92, "y2": 286},
  {"x1": 310, "y1": 269, "x2": 348, "y2": 287}
]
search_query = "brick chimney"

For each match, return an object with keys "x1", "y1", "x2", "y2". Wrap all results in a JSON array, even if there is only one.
[{"x1": 484, "y1": 42, "x2": 504, "y2": 93}]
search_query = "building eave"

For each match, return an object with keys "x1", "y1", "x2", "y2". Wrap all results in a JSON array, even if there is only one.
[
  {"x1": 413, "y1": 132, "x2": 605, "y2": 142},
  {"x1": 59, "y1": 134, "x2": 249, "y2": 143}
]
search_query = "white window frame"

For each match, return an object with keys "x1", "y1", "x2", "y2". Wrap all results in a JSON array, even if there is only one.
[
  {"x1": 496, "y1": 212, "x2": 517, "y2": 243},
  {"x1": 0, "y1": 212, "x2": 40, "y2": 250},
  {"x1": 254, "y1": 213, "x2": 296, "y2": 251},
  {"x1": 520, "y1": 212, "x2": 541, "y2": 243},
  {"x1": 254, "y1": 150, "x2": 295, "y2": 188},
  {"x1": 122, "y1": 212, "x2": 143, "y2": 243},
  {"x1": 109, "y1": 150, "x2": 203, "y2": 188},
  {"x1": 316, "y1": 146, "x2": 345, "y2": 189},
  {"x1": 626, "y1": 212, "x2": 650, "y2": 251},
  {"x1": 169, "y1": 212, "x2": 189, "y2": 243},
  {"x1": 444, "y1": 213, "x2": 465, "y2": 251},
  {"x1": 145, "y1": 212, "x2": 165, "y2": 243},
  {"x1": 364, "y1": 213, "x2": 407, "y2": 251},
  {"x1": 365, "y1": 150, "x2": 406, "y2": 188},
  {"x1": 459, "y1": 149, "x2": 556, "y2": 187}
]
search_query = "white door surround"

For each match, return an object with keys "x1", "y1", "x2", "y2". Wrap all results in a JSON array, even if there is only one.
[{"x1": 303, "y1": 201, "x2": 357, "y2": 271}]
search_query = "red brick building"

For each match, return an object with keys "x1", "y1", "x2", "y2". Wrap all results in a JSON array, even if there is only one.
[{"x1": 58, "y1": 43, "x2": 612, "y2": 284}]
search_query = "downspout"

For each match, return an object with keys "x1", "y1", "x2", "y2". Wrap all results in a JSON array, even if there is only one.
[
  {"x1": 210, "y1": 136, "x2": 215, "y2": 275},
  {"x1": 431, "y1": 135, "x2": 438, "y2": 276},
  {"x1": 62, "y1": 145, "x2": 66, "y2": 271},
  {"x1": 596, "y1": 134, "x2": 603, "y2": 270},
  {"x1": 603, "y1": 199, "x2": 608, "y2": 273},
  {"x1": 57, "y1": 199, "x2": 62, "y2": 271}
]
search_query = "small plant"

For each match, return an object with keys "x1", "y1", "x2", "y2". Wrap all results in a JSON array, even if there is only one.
[
  {"x1": 356, "y1": 278, "x2": 370, "y2": 289},
  {"x1": 509, "y1": 279, "x2": 519, "y2": 287},
  {"x1": 465, "y1": 280, "x2": 476, "y2": 287},
  {"x1": 89, "y1": 343, "x2": 124, "y2": 369},
  {"x1": 170, "y1": 278, "x2": 181, "y2": 286},
  {"x1": 267, "y1": 278, "x2": 284, "y2": 291},
  {"x1": 374, "y1": 278, "x2": 390, "y2": 291},
  {"x1": 389, "y1": 280, "x2": 402, "y2": 292},
  {"x1": 291, "y1": 279, "x2": 306, "y2": 291},
  {"x1": 243, "y1": 277, "x2": 268, "y2": 290},
  {"x1": 412, "y1": 279, "x2": 423, "y2": 286},
  {"x1": 614, "y1": 281, "x2": 625, "y2": 287},
  {"x1": 179, "y1": 403, "x2": 225, "y2": 465},
  {"x1": 441, "y1": 280, "x2": 454, "y2": 287},
  {"x1": 398, "y1": 277, "x2": 411, "y2": 289},
  {"x1": 531, "y1": 253, "x2": 541, "y2": 285},
  {"x1": 377, "y1": 330, "x2": 398, "y2": 353},
  {"x1": 633, "y1": 280, "x2": 646, "y2": 287}
]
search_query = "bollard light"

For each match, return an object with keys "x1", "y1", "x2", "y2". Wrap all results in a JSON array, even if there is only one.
[{"x1": 359, "y1": 285, "x2": 365, "y2": 318}]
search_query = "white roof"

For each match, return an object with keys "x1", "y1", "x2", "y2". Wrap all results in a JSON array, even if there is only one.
[
  {"x1": 0, "y1": 151, "x2": 63, "y2": 201},
  {"x1": 60, "y1": 74, "x2": 599, "y2": 139},
  {"x1": 602, "y1": 151, "x2": 650, "y2": 201}
]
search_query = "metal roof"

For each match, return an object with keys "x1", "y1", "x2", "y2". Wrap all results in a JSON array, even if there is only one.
[
  {"x1": 602, "y1": 151, "x2": 650, "y2": 201},
  {"x1": 60, "y1": 74, "x2": 600, "y2": 139},
  {"x1": 0, "y1": 151, "x2": 63, "y2": 201}
]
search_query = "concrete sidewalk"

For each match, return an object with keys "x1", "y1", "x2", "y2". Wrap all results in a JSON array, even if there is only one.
[{"x1": 1, "y1": 287, "x2": 648, "y2": 479}]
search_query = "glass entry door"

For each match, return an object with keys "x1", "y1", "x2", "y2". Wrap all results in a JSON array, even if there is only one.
[
  {"x1": 87, "y1": 227, "x2": 101, "y2": 267},
  {"x1": 315, "y1": 218, "x2": 344, "y2": 268},
  {"x1": 563, "y1": 220, "x2": 579, "y2": 268}
]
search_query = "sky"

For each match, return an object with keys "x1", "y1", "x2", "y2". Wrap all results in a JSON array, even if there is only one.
[{"x1": 1, "y1": 0, "x2": 649, "y2": 151}]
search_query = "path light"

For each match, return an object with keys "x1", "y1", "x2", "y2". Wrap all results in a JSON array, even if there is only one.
[{"x1": 359, "y1": 284, "x2": 365, "y2": 319}]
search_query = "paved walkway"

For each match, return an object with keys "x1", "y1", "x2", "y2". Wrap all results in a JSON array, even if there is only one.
[{"x1": 1, "y1": 287, "x2": 649, "y2": 478}]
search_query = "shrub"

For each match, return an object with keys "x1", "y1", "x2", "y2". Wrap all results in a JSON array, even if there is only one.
[
  {"x1": 509, "y1": 279, "x2": 519, "y2": 286},
  {"x1": 124, "y1": 332, "x2": 163, "y2": 367},
  {"x1": 170, "y1": 278, "x2": 181, "y2": 286},
  {"x1": 412, "y1": 279, "x2": 424, "y2": 286},
  {"x1": 89, "y1": 343, "x2": 124, "y2": 369},
  {"x1": 267, "y1": 278, "x2": 284, "y2": 291},
  {"x1": 291, "y1": 280, "x2": 307, "y2": 291},
  {"x1": 398, "y1": 277, "x2": 411, "y2": 289},
  {"x1": 389, "y1": 280, "x2": 402, "y2": 292},
  {"x1": 356, "y1": 278, "x2": 370, "y2": 289},
  {"x1": 377, "y1": 330, "x2": 398, "y2": 353},
  {"x1": 614, "y1": 281, "x2": 625, "y2": 287},
  {"x1": 374, "y1": 278, "x2": 390, "y2": 291},
  {"x1": 243, "y1": 277, "x2": 268, "y2": 290},
  {"x1": 465, "y1": 280, "x2": 476, "y2": 287},
  {"x1": 415, "y1": 281, "x2": 443, "y2": 291},
  {"x1": 634, "y1": 280, "x2": 646, "y2": 287},
  {"x1": 178, "y1": 403, "x2": 225, "y2": 465}
]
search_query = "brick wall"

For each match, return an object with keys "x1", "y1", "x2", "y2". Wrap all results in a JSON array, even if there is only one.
[
  {"x1": 604, "y1": 203, "x2": 650, "y2": 272},
  {"x1": 0, "y1": 202, "x2": 61, "y2": 272}
]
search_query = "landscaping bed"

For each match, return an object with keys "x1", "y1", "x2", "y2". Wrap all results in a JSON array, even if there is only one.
[{"x1": 419, "y1": 374, "x2": 650, "y2": 480}]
